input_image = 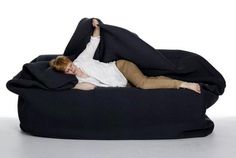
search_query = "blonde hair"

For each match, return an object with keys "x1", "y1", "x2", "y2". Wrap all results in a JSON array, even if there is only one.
[{"x1": 49, "y1": 56, "x2": 72, "y2": 72}]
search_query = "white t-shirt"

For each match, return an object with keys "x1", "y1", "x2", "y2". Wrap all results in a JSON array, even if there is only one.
[{"x1": 73, "y1": 36, "x2": 128, "y2": 87}]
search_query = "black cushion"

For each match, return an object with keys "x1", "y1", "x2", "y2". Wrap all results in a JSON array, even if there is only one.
[
  {"x1": 6, "y1": 17, "x2": 226, "y2": 139},
  {"x1": 17, "y1": 80, "x2": 216, "y2": 139}
]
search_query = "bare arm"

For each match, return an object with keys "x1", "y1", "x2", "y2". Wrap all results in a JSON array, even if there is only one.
[
  {"x1": 73, "y1": 82, "x2": 96, "y2": 90},
  {"x1": 92, "y1": 18, "x2": 100, "y2": 37},
  {"x1": 73, "y1": 18, "x2": 100, "y2": 61}
]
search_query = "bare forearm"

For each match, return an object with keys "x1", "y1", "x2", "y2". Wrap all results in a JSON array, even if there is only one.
[
  {"x1": 92, "y1": 18, "x2": 100, "y2": 37},
  {"x1": 92, "y1": 27, "x2": 100, "y2": 37}
]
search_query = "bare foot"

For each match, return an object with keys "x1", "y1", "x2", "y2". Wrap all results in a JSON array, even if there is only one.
[{"x1": 180, "y1": 82, "x2": 201, "y2": 94}]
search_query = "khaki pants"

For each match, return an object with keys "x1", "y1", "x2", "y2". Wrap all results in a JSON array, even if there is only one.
[{"x1": 115, "y1": 59, "x2": 183, "y2": 89}]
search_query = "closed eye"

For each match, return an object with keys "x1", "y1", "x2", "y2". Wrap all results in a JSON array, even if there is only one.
[{"x1": 65, "y1": 63, "x2": 72, "y2": 73}]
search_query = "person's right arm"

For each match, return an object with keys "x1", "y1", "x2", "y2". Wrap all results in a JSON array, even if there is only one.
[
  {"x1": 74, "y1": 18, "x2": 100, "y2": 61},
  {"x1": 92, "y1": 18, "x2": 100, "y2": 37}
]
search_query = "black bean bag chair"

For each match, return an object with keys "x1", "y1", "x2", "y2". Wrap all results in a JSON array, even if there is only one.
[{"x1": 6, "y1": 17, "x2": 226, "y2": 139}]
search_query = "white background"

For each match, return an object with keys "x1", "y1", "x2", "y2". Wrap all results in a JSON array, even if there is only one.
[{"x1": 0, "y1": 0, "x2": 234, "y2": 118}]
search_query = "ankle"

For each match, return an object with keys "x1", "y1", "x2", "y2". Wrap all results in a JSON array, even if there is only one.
[{"x1": 180, "y1": 82, "x2": 188, "y2": 88}]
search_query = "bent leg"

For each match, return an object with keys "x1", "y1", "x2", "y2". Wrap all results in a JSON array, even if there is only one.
[
  {"x1": 116, "y1": 59, "x2": 147, "y2": 88},
  {"x1": 116, "y1": 59, "x2": 183, "y2": 89},
  {"x1": 140, "y1": 76, "x2": 183, "y2": 89}
]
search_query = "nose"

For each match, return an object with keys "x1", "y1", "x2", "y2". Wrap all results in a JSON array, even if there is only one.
[
  {"x1": 70, "y1": 65, "x2": 76, "y2": 73},
  {"x1": 72, "y1": 66, "x2": 75, "y2": 72}
]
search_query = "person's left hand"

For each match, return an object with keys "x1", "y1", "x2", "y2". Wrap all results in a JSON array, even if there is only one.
[{"x1": 92, "y1": 18, "x2": 99, "y2": 28}]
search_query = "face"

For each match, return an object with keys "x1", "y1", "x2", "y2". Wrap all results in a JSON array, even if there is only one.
[{"x1": 65, "y1": 62, "x2": 77, "y2": 75}]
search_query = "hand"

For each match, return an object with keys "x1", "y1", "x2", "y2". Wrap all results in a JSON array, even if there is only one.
[
  {"x1": 92, "y1": 18, "x2": 99, "y2": 28},
  {"x1": 180, "y1": 82, "x2": 201, "y2": 94},
  {"x1": 73, "y1": 82, "x2": 96, "y2": 90}
]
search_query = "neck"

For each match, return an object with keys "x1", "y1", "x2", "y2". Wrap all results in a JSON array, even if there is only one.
[{"x1": 75, "y1": 68, "x2": 83, "y2": 76}]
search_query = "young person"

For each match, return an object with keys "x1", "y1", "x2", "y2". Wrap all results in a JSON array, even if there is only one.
[{"x1": 49, "y1": 19, "x2": 201, "y2": 93}]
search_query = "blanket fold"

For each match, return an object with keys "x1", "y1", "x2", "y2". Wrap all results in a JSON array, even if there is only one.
[
  {"x1": 7, "y1": 17, "x2": 226, "y2": 96},
  {"x1": 5, "y1": 17, "x2": 227, "y2": 139}
]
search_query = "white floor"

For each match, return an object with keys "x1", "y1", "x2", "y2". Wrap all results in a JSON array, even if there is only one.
[{"x1": 1, "y1": 117, "x2": 236, "y2": 158}]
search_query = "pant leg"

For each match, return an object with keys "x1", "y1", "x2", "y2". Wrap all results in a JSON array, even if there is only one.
[
  {"x1": 116, "y1": 59, "x2": 183, "y2": 89},
  {"x1": 141, "y1": 75, "x2": 183, "y2": 89},
  {"x1": 116, "y1": 59, "x2": 147, "y2": 88}
]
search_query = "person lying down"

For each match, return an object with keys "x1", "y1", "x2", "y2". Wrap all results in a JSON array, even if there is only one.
[{"x1": 49, "y1": 18, "x2": 201, "y2": 94}]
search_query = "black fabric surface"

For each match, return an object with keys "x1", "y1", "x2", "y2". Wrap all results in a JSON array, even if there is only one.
[
  {"x1": 64, "y1": 18, "x2": 226, "y2": 95},
  {"x1": 6, "y1": 17, "x2": 226, "y2": 139},
  {"x1": 17, "y1": 86, "x2": 216, "y2": 139}
]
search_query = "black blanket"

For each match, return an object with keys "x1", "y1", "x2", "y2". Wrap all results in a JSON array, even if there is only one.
[
  {"x1": 7, "y1": 17, "x2": 226, "y2": 96},
  {"x1": 6, "y1": 17, "x2": 227, "y2": 139}
]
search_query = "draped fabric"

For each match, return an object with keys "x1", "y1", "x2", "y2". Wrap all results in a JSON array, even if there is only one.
[{"x1": 6, "y1": 17, "x2": 226, "y2": 139}]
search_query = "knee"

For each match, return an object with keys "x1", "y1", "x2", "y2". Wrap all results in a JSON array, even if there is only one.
[
  {"x1": 138, "y1": 84, "x2": 149, "y2": 89},
  {"x1": 135, "y1": 77, "x2": 148, "y2": 89}
]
